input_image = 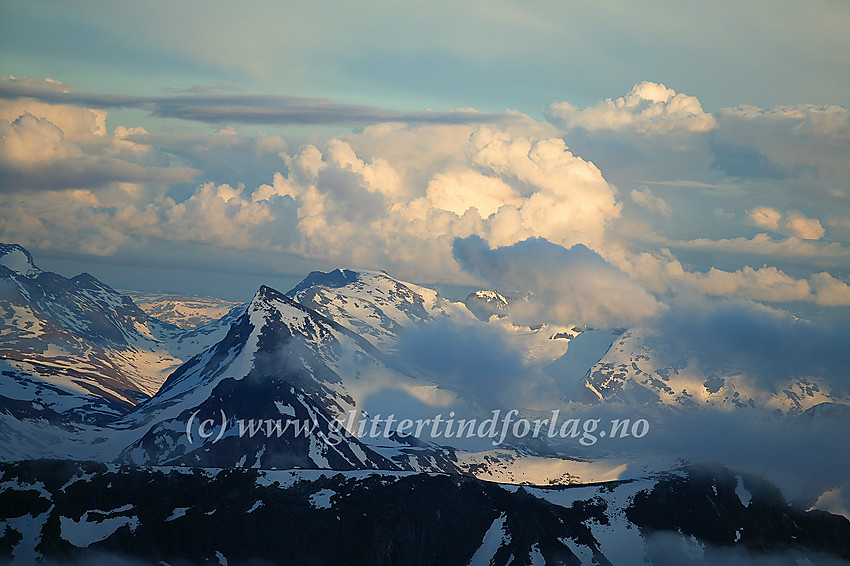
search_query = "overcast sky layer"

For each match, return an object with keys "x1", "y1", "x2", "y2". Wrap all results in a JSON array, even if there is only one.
[{"x1": 0, "y1": 0, "x2": 848, "y2": 316}]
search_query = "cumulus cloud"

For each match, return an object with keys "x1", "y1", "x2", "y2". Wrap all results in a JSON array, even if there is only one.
[
  {"x1": 0, "y1": 176, "x2": 299, "y2": 256},
  {"x1": 810, "y1": 272, "x2": 850, "y2": 306},
  {"x1": 684, "y1": 266, "x2": 812, "y2": 303},
  {"x1": 782, "y1": 211, "x2": 826, "y2": 240},
  {"x1": 612, "y1": 248, "x2": 850, "y2": 306},
  {"x1": 544, "y1": 84, "x2": 848, "y2": 283},
  {"x1": 630, "y1": 187, "x2": 670, "y2": 215},
  {"x1": 541, "y1": 81, "x2": 722, "y2": 219},
  {"x1": 0, "y1": 100, "x2": 107, "y2": 143},
  {"x1": 546, "y1": 81, "x2": 717, "y2": 135},
  {"x1": 237, "y1": 126, "x2": 622, "y2": 281},
  {"x1": 0, "y1": 84, "x2": 199, "y2": 192},
  {"x1": 0, "y1": 113, "x2": 82, "y2": 165},
  {"x1": 426, "y1": 170, "x2": 520, "y2": 217},
  {"x1": 469, "y1": 130, "x2": 621, "y2": 244},
  {"x1": 452, "y1": 235, "x2": 662, "y2": 328},
  {"x1": 2, "y1": 76, "x2": 847, "y2": 314},
  {"x1": 0, "y1": 94, "x2": 623, "y2": 284},
  {"x1": 720, "y1": 103, "x2": 850, "y2": 140},
  {"x1": 747, "y1": 206, "x2": 825, "y2": 240},
  {"x1": 162, "y1": 182, "x2": 298, "y2": 249},
  {"x1": 746, "y1": 206, "x2": 782, "y2": 231}
]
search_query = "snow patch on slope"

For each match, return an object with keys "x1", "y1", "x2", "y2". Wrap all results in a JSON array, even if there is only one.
[{"x1": 467, "y1": 512, "x2": 510, "y2": 566}]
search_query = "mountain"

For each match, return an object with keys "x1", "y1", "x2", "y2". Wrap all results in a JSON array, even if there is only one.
[
  {"x1": 287, "y1": 268, "x2": 475, "y2": 352},
  {"x1": 288, "y1": 268, "x2": 584, "y2": 389},
  {"x1": 0, "y1": 253, "x2": 621, "y2": 482},
  {"x1": 0, "y1": 244, "x2": 249, "y2": 463},
  {"x1": 118, "y1": 284, "x2": 465, "y2": 472},
  {"x1": 3, "y1": 248, "x2": 850, "y2": 564},
  {"x1": 120, "y1": 289, "x2": 244, "y2": 329},
  {"x1": 0, "y1": 244, "x2": 181, "y2": 424},
  {"x1": 464, "y1": 289, "x2": 527, "y2": 322},
  {"x1": 2, "y1": 459, "x2": 847, "y2": 565},
  {"x1": 571, "y1": 326, "x2": 850, "y2": 414}
]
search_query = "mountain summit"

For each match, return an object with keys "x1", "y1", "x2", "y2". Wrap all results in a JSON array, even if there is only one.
[{"x1": 0, "y1": 243, "x2": 42, "y2": 278}]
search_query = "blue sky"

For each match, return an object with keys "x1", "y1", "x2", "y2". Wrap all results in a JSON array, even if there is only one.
[
  {"x1": 1, "y1": 0, "x2": 849, "y2": 314},
  {"x1": 4, "y1": 1, "x2": 849, "y2": 116}
]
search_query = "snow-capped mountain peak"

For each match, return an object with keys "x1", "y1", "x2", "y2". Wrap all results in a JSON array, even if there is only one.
[
  {"x1": 0, "y1": 243, "x2": 42, "y2": 278},
  {"x1": 287, "y1": 268, "x2": 475, "y2": 352}
]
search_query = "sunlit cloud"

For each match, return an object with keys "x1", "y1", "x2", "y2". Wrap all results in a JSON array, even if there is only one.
[
  {"x1": 1, "y1": 76, "x2": 848, "y2": 311},
  {"x1": 747, "y1": 206, "x2": 825, "y2": 240},
  {"x1": 546, "y1": 81, "x2": 716, "y2": 135}
]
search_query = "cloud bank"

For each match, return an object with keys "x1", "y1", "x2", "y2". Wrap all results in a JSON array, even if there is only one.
[
  {"x1": 1, "y1": 76, "x2": 848, "y2": 313},
  {"x1": 452, "y1": 235, "x2": 662, "y2": 328}
]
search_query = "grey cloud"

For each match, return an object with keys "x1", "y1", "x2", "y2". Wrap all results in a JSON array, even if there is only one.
[
  {"x1": 709, "y1": 141, "x2": 812, "y2": 180},
  {"x1": 0, "y1": 157, "x2": 200, "y2": 192},
  {"x1": 393, "y1": 317, "x2": 555, "y2": 411},
  {"x1": 603, "y1": 296, "x2": 850, "y2": 512},
  {"x1": 646, "y1": 298, "x2": 850, "y2": 392},
  {"x1": 0, "y1": 79, "x2": 513, "y2": 127},
  {"x1": 452, "y1": 235, "x2": 662, "y2": 328},
  {"x1": 621, "y1": 405, "x2": 850, "y2": 525}
]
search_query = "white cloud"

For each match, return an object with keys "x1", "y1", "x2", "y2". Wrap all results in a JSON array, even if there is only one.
[
  {"x1": 0, "y1": 110, "x2": 625, "y2": 285},
  {"x1": 249, "y1": 126, "x2": 622, "y2": 281},
  {"x1": 163, "y1": 182, "x2": 294, "y2": 249},
  {"x1": 1, "y1": 77, "x2": 847, "y2": 314},
  {"x1": 425, "y1": 170, "x2": 520, "y2": 216},
  {"x1": 0, "y1": 113, "x2": 82, "y2": 166},
  {"x1": 630, "y1": 187, "x2": 670, "y2": 215},
  {"x1": 544, "y1": 85, "x2": 848, "y2": 269},
  {"x1": 783, "y1": 211, "x2": 826, "y2": 240},
  {"x1": 0, "y1": 89, "x2": 197, "y2": 192},
  {"x1": 546, "y1": 81, "x2": 717, "y2": 135},
  {"x1": 611, "y1": 248, "x2": 850, "y2": 306},
  {"x1": 747, "y1": 207, "x2": 825, "y2": 240},
  {"x1": 684, "y1": 266, "x2": 812, "y2": 303},
  {"x1": 720, "y1": 104, "x2": 850, "y2": 140},
  {"x1": 684, "y1": 266, "x2": 813, "y2": 303},
  {"x1": 0, "y1": 101, "x2": 107, "y2": 143},
  {"x1": 810, "y1": 272, "x2": 850, "y2": 306},
  {"x1": 468, "y1": 129, "x2": 621, "y2": 246},
  {"x1": 0, "y1": 180, "x2": 299, "y2": 256},
  {"x1": 747, "y1": 206, "x2": 781, "y2": 231}
]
